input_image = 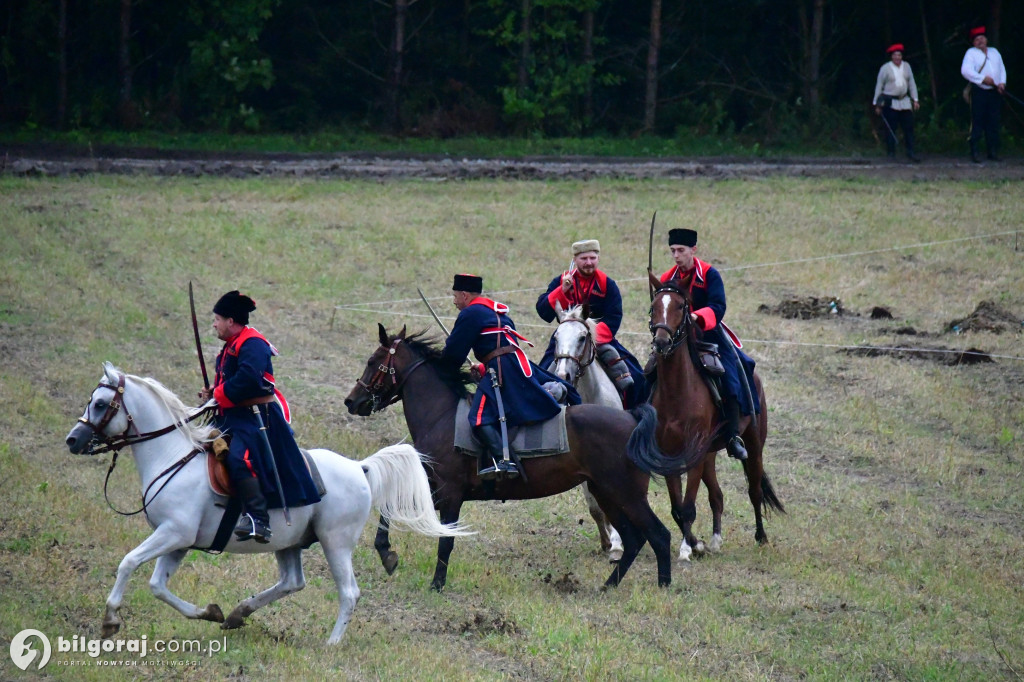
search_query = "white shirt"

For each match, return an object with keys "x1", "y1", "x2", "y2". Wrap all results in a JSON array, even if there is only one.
[
  {"x1": 873, "y1": 61, "x2": 918, "y2": 110},
  {"x1": 961, "y1": 46, "x2": 1007, "y2": 89}
]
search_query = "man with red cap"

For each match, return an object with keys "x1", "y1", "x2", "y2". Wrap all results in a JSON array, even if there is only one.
[
  {"x1": 873, "y1": 43, "x2": 921, "y2": 162},
  {"x1": 657, "y1": 229, "x2": 759, "y2": 461},
  {"x1": 442, "y1": 274, "x2": 579, "y2": 479},
  {"x1": 199, "y1": 290, "x2": 320, "y2": 543},
  {"x1": 961, "y1": 26, "x2": 1007, "y2": 162}
]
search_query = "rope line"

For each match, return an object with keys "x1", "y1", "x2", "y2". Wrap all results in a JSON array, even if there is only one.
[{"x1": 335, "y1": 229, "x2": 1019, "y2": 310}]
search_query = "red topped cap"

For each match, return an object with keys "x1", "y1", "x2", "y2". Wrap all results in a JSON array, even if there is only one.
[
  {"x1": 969, "y1": 26, "x2": 986, "y2": 39},
  {"x1": 887, "y1": 43, "x2": 904, "y2": 54}
]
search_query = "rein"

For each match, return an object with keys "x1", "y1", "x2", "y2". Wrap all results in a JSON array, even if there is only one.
[
  {"x1": 79, "y1": 372, "x2": 217, "y2": 516},
  {"x1": 356, "y1": 337, "x2": 427, "y2": 412},
  {"x1": 553, "y1": 320, "x2": 597, "y2": 383}
]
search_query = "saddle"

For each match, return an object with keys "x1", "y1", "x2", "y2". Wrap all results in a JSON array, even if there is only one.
[
  {"x1": 205, "y1": 432, "x2": 327, "y2": 498},
  {"x1": 453, "y1": 402, "x2": 569, "y2": 457}
]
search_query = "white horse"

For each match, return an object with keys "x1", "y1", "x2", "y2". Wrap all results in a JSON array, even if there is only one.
[
  {"x1": 550, "y1": 305, "x2": 624, "y2": 561},
  {"x1": 65, "y1": 362, "x2": 470, "y2": 645}
]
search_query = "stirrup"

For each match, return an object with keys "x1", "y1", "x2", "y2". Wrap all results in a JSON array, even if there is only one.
[
  {"x1": 497, "y1": 459, "x2": 520, "y2": 479},
  {"x1": 234, "y1": 513, "x2": 272, "y2": 543},
  {"x1": 478, "y1": 460, "x2": 499, "y2": 481},
  {"x1": 726, "y1": 436, "x2": 748, "y2": 461}
]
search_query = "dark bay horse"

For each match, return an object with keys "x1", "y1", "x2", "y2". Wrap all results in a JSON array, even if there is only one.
[
  {"x1": 628, "y1": 273, "x2": 784, "y2": 561},
  {"x1": 344, "y1": 324, "x2": 701, "y2": 591}
]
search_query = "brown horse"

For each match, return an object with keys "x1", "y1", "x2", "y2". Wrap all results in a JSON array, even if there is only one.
[
  {"x1": 344, "y1": 324, "x2": 701, "y2": 591},
  {"x1": 627, "y1": 273, "x2": 784, "y2": 561}
]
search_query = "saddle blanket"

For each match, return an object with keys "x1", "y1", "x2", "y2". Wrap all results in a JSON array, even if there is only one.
[{"x1": 454, "y1": 401, "x2": 569, "y2": 457}]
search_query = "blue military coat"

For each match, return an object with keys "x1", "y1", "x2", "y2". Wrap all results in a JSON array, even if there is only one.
[
  {"x1": 213, "y1": 327, "x2": 321, "y2": 508},
  {"x1": 441, "y1": 297, "x2": 579, "y2": 428},
  {"x1": 660, "y1": 259, "x2": 760, "y2": 416},
  {"x1": 536, "y1": 268, "x2": 648, "y2": 408}
]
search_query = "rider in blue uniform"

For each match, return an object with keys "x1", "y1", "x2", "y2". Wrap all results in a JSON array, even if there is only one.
[
  {"x1": 535, "y1": 239, "x2": 647, "y2": 408},
  {"x1": 201, "y1": 291, "x2": 320, "y2": 542},
  {"x1": 658, "y1": 229, "x2": 759, "y2": 461},
  {"x1": 441, "y1": 274, "x2": 579, "y2": 479}
]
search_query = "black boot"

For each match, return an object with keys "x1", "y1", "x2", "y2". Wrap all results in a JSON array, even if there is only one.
[
  {"x1": 233, "y1": 477, "x2": 272, "y2": 543},
  {"x1": 597, "y1": 343, "x2": 634, "y2": 394},
  {"x1": 722, "y1": 397, "x2": 748, "y2": 461},
  {"x1": 474, "y1": 424, "x2": 519, "y2": 479},
  {"x1": 970, "y1": 142, "x2": 981, "y2": 164}
]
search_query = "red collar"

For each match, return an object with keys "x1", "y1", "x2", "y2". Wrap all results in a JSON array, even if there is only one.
[
  {"x1": 469, "y1": 296, "x2": 509, "y2": 314},
  {"x1": 659, "y1": 258, "x2": 709, "y2": 287}
]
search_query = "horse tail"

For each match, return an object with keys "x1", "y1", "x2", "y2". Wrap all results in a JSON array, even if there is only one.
[
  {"x1": 626, "y1": 403, "x2": 706, "y2": 476},
  {"x1": 760, "y1": 473, "x2": 785, "y2": 514},
  {"x1": 360, "y1": 445, "x2": 473, "y2": 537}
]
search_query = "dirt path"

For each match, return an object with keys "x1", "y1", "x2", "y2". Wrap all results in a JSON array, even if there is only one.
[{"x1": 2, "y1": 143, "x2": 1022, "y2": 180}]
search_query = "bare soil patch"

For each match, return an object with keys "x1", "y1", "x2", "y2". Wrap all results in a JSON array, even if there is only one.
[
  {"x1": 759, "y1": 295, "x2": 847, "y2": 319},
  {"x1": 3, "y1": 143, "x2": 1024, "y2": 181},
  {"x1": 946, "y1": 299, "x2": 1024, "y2": 334}
]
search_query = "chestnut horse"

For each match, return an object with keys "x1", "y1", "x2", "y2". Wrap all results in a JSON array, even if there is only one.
[
  {"x1": 628, "y1": 273, "x2": 784, "y2": 560},
  {"x1": 344, "y1": 325, "x2": 701, "y2": 591}
]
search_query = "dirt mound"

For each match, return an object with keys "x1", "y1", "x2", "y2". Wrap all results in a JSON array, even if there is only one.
[
  {"x1": 947, "y1": 300, "x2": 1023, "y2": 334},
  {"x1": 759, "y1": 296, "x2": 847, "y2": 319},
  {"x1": 841, "y1": 345, "x2": 993, "y2": 365}
]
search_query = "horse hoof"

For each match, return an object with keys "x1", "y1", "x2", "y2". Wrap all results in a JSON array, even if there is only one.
[
  {"x1": 658, "y1": 578, "x2": 671, "y2": 588},
  {"x1": 200, "y1": 603, "x2": 225, "y2": 623},
  {"x1": 608, "y1": 549, "x2": 623, "y2": 563},
  {"x1": 429, "y1": 580, "x2": 445, "y2": 593},
  {"x1": 382, "y1": 552, "x2": 399, "y2": 576},
  {"x1": 100, "y1": 621, "x2": 121, "y2": 639},
  {"x1": 221, "y1": 604, "x2": 254, "y2": 630}
]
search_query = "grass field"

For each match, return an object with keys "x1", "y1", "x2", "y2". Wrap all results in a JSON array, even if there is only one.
[{"x1": 1, "y1": 174, "x2": 1022, "y2": 681}]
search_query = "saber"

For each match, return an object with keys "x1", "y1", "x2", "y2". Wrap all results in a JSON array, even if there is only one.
[
  {"x1": 875, "y1": 105, "x2": 899, "y2": 149},
  {"x1": 255, "y1": 404, "x2": 291, "y2": 526},
  {"x1": 647, "y1": 210, "x2": 658, "y2": 300},
  {"x1": 417, "y1": 287, "x2": 450, "y2": 337},
  {"x1": 189, "y1": 281, "x2": 210, "y2": 390},
  {"x1": 488, "y1": 368, "x2": 527, "y2": 484}
]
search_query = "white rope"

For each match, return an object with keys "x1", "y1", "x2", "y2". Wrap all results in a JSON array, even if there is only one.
[{"x1": 335, "y1": 229, "x2": 1020, "y2": 309}]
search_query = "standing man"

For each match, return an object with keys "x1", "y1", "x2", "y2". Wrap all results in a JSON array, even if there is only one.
[
  {"x1": 200, "y1": 290, "x2": 321, "y2": 542},
  {"x1": 961, "y1": 26, "x2": 1007, "y2": 163},
  {"x1": 442, "y1": 274, "x2": 577, "y2": 479},
  {"x1": 873, "y1": 43, "x2": 921, "y2": 162},
  {"x1": 658, "y1": 229, "x2": 758, "y2": 461},
  {"x1": 535, "y1": 239, "x2": 647, "y2": 408}
]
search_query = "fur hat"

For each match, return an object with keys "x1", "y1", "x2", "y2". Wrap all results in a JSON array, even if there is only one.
[
  {"x1": 571, "y1": 239, "x2": 600, "y2": 256},
  {"x1": 668, "y1": 229, "x2": 698, "y2": 247},
  {"x1": 452, "y1": 273, "x2": 483, "y2": 293},
  {"x1": 213, "y1": 290, "x2": 256, "y2": 325}
]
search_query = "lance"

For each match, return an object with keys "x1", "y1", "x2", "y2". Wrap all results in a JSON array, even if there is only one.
[
  {"x1": 189, "y1": 281, "x2": 210, "y2": 390},
  {"x1": 647, "y1": 210, "x2": 658, "y2": 301}
]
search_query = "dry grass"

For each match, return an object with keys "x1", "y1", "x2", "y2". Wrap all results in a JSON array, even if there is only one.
[{"x1": 1, "y1": 174, "x2": 1022, "y2": 681}]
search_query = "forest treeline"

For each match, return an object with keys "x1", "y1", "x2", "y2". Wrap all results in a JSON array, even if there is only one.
[{"x1": 1, "y1": 0, "x2": 1018, "y2": 146}]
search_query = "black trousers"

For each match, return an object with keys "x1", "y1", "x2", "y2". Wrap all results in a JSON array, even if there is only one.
[
  {"x1": 970, "y1": 85, "x2": 1001, "y2": 157},
  {"x1": 881, "y1": 107, "x2": 915, "y2": 156}
]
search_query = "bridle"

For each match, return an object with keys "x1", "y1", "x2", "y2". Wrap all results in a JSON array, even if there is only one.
[
  {"x1": 649, "y1": 284, "x2": 693, "y2": 357},
  {"x1": 552, "y1": 318, "x2": 597, "y2": 383},
  {"x1": 355, "y1": 337, "x2": 427, "y2": 412},
  {"x1": 76, "y1": 371, "x2": 215, "y2": 516}
]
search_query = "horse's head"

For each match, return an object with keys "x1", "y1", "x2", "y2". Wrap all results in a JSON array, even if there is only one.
[
  {"x1": 345, "y1": 323, "x2": 416, "y2": 416},
  {"x1": 66, "y1": 362, "x2": 133, "y2": 454},
  {"x1": 551, "y1": 305, "x2": 597, "y2": 385},
  {"x1": 648, "y1": 271, "x2": 696, "y2": 356}
]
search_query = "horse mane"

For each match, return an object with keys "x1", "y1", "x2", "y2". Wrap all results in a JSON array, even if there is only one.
[
  {"x1": 398, "y1": 331, "x2": 474, "y2": 399},
  {"x1": 561, "y1": 305, "x2": 598, "y2": 335},
  {"x1": 103, "y1": 367, "x2": 216, "y2": 447}
]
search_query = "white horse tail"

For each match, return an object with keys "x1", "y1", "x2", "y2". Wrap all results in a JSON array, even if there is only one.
[{"x1": 360, "y1": 445, "x2": 473, "y2": 537}]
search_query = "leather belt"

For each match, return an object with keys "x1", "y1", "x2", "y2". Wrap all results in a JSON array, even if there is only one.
[{"x1": 479, "y1": 346, "x2": 517, "y2": 365}]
